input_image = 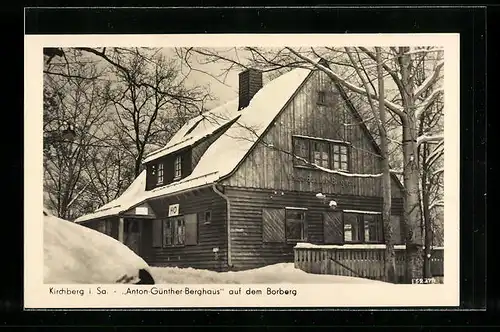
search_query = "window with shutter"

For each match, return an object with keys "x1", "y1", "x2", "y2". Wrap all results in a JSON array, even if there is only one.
[
  {"x1": 174, "y1": 219, "x2": 185, "y2": 245},
  {"x1": 323, "y1": 211, "x2": 344, "y2": 244},
  {"x1": 262, "y1": 208, "x2": 285, "y2": 243},
  {"x1": 152, "y1": 219, "x2": 163, "y2": 247},
  {"x1": 185, "y1": 213, "x2": 198, "y2": 245},
  {"x1": 163, "y1": 219, "x2": 173, "y2": 246},
  {"x1": 285, "y1": 209, "x2": 307, "y2": 242}
]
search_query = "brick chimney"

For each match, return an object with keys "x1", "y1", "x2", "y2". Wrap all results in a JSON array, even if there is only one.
[{"x1": 238, "y1": 68, "x2": 263, "y2": 110}]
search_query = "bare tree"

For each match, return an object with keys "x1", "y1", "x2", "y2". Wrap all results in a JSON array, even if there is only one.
[
  {"x1": 178, "y1": 46, "x2": 445, "y2": 281},
  {"x1": 74, "y1": 47, "x2": 212, "y2": 177},
  {"x1": 43, "y1": 51, "x2": 111, "y2": 219},
  {"x1": 43, "y1": 47, "x2": 214, "y2": 219}
]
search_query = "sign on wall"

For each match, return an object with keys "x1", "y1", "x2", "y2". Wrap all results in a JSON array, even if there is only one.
[
  {"x1": 135, "y1": 206, "x2": 149, "y2": 215},
  {"x1": 168, "y1": 204, "x2": 180, "y2": 217}
]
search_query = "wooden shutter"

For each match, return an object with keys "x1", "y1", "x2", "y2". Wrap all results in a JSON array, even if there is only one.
[
  {"x1": 323, "y1": 211, "x2": 343, "y2": 244},
  {"x1": 152, "y1": 219, "x2": 163, "y2": 247},
  {"x1": 390, "y1": 215, "x2": 402, "y2": 244},
  {"x1": 262, "y1": 208, "x2": 285, "y2": 243},
  {"x1": 185, "y1": 213, "x2": 198, "y2": 245}
]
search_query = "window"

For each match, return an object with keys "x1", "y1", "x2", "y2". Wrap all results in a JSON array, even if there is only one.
[
  {"x1": 293, "y1": 136, "x2": 350, "y2": 171},
  {"x1": 156, "y1": 214, "x2": 198, "y2": 247},
  {"x1": 174, "y1": 155, "x2": 182, "y2": 179},
  {"x1": 285, "y1": 209, "x2": 306, "y2": 242},
  {"x1": 163, "y1": 218, "x2": 184, "y2": 246},
  {"x1": 157, "y1": 163, "x2": 164, "y2": 185},
  {"x1": 312, "y1": 141, "x2": 329, "y2": 168},
  {"x1": 262, "y1": 207, "x2": 307, "y2": 243},
  {"x1": 293, "y1": 137, "x2": 310, "y2": 166},
  {"x1": 343, "y1": 212, "x2": 383, "y2": 243},
  {"x1": 332, "y1": 144, "x2": 349, "y2": 171},
  {"x1": 317, "y1": 91, "x2": 326, "y2": 105},
  {"x1": 97, "y1": 220, "x2": 113, "y2": 236},
  {"x1": 203, "y1": 211, "x2": 212, "y2": 224}
]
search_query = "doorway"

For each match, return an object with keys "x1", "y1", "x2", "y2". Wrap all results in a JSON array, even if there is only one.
[{"x1": 124, "y1": 219, "x2": 141, "y2": 255}]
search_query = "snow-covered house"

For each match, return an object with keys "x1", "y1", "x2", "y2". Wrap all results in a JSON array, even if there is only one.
[{"x1": 75, "y1": 62, "x2": 406, "y2": 272}]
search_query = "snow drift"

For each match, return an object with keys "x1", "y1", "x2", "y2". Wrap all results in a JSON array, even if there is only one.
[
  {"x1": 150, "y1": 263, "x2": 387, "y2": 284},
  {"x1": 43, "y1": 211, "x2": 153, "y2": 284}
]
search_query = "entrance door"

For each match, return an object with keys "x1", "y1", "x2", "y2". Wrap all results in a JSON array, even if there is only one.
[{"x1": 124, "y1": 219, "x2": 141, "y2": 255}]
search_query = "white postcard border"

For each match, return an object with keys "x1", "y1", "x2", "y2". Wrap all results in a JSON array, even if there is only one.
[{"x1": 25, "y1": 33, "x2": 460, "y2": 309}]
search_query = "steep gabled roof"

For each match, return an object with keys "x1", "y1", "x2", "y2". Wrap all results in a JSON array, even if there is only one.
[
  {"x1": 142, "y1": 99, "x2": 241, "y2": 164},
  {"x1": 75, "y1": 67, "x2": 311, "y2": 223}
]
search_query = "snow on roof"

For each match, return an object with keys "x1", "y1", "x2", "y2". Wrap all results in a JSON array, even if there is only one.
[
  {"x1": 76, "y1": 67, "x2": 311, "y2": 223},
  {"x1": 189, "y1": 67, "x2": 311, "y2": 178},
  {"x1": 142, "y1": 99, "x2": 241, "y2": 164},
  {"x1": 75, "y1": 170, "x2": 148, "y2": 223}
]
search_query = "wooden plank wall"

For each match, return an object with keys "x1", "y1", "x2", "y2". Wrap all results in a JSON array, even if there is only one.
[
  {"x1": 223, "y1": 70, "x2": 403, "y2": 198},
  {"x1": 142, "y1": 187, "x2": 229, "y2": 271},
  {"x1": 225, "y1": 186, "x2": 404, "y2": 271}
]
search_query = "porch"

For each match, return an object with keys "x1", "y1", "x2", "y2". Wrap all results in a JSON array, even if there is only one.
[{"x1": 293, "y1": 243, "x2": 444, "y2": 283}]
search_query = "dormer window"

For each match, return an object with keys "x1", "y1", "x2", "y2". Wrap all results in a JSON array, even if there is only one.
[
  {"x1": 157, "y1": 163, "x2": 164, "y2": 185},
  {"x1": 174, "y1": 155, "x2": 182, "y2": 180}
]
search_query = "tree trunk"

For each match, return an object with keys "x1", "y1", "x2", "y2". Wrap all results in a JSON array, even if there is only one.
[
  {"x1": 422, "y1": 144, "x2": 433, "y2": 278},
  {"x1": 376, "y1": 47, "x2": 396, "y2": 283},
  {"x1": 399, "y1": 47, "x2": 424, "y2": 282}
]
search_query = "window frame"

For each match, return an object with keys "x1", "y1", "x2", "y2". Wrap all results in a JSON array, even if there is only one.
[
  {"x1": 317, "y1": 90, "x2": 327, "y2": 105},
  {"x1": 284, "y1": 207, "x2": 307, "y2": 244},
  {"x1": 162, "y1": 216, "x2": 186, "y2": 247},
  {"x1": 157, "y1": 163, "x2": 164, "y2": 185},
  {"x1": 173, "y1": 155, "x2": 182, "y2": 180},
  {"x1": 342, "y1": 211, "x2": 384, "y2": 244},
  {"x1": 292, "y1": 135, "x2": 351, "y2": 172},
  {"x1": 203, "y1": 210, "x2": 212, "y2": 225}
]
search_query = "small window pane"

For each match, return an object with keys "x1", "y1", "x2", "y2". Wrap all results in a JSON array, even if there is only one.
[
  {"x1": 364, "y1": 215, "x2": 383, "y2": 242},
  {"x1": 340, "y1": 146, "x2": 347, "y2": 154},
  {"x1": 175, "y1": 219, "x2": 185, "y2": 245},
  {"x1": 293, "y1": 138, "x2": 309, "y2": 166},
  {"x1": 163, "y1": 220, "x2": 172, "y2": 246},
  {"x1": 286, "y1": 221, "x2": 303, "y2": 241},
  {"x1": 344, "y1": 213, "x2": 360, "y2": 242},
  {"x1": 333, "y1": 145, "x2": 340, "y2": 153},
  {"x1": 286, "y1": 210, "x2": 304, "y2": 220},
  {"x1": 313, "y1": 142, "x2": 329, "y2": 167},
  {"x1": 341, "y1": 154, "x2": 347, "y2": 162},
  {"x1": 174, "y1": 156, "x2": 182, "y2": 179}
]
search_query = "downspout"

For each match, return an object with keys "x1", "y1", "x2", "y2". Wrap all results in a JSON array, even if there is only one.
[{"x1": 212, "y1": 183, "x2": 232, "y2": 269}]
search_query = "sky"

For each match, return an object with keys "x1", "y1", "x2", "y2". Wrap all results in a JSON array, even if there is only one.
[{"x1": 161, "y1": 48, "x2": 243, "y2": 110}]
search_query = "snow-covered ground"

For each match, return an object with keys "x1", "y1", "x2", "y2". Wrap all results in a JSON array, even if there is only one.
[
  {"x1": 150, "y1": 263, "x2": 387, "y2": 284},
  {"x1": 44, "y1": 211, "x2": 153, "y2": 284}
]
